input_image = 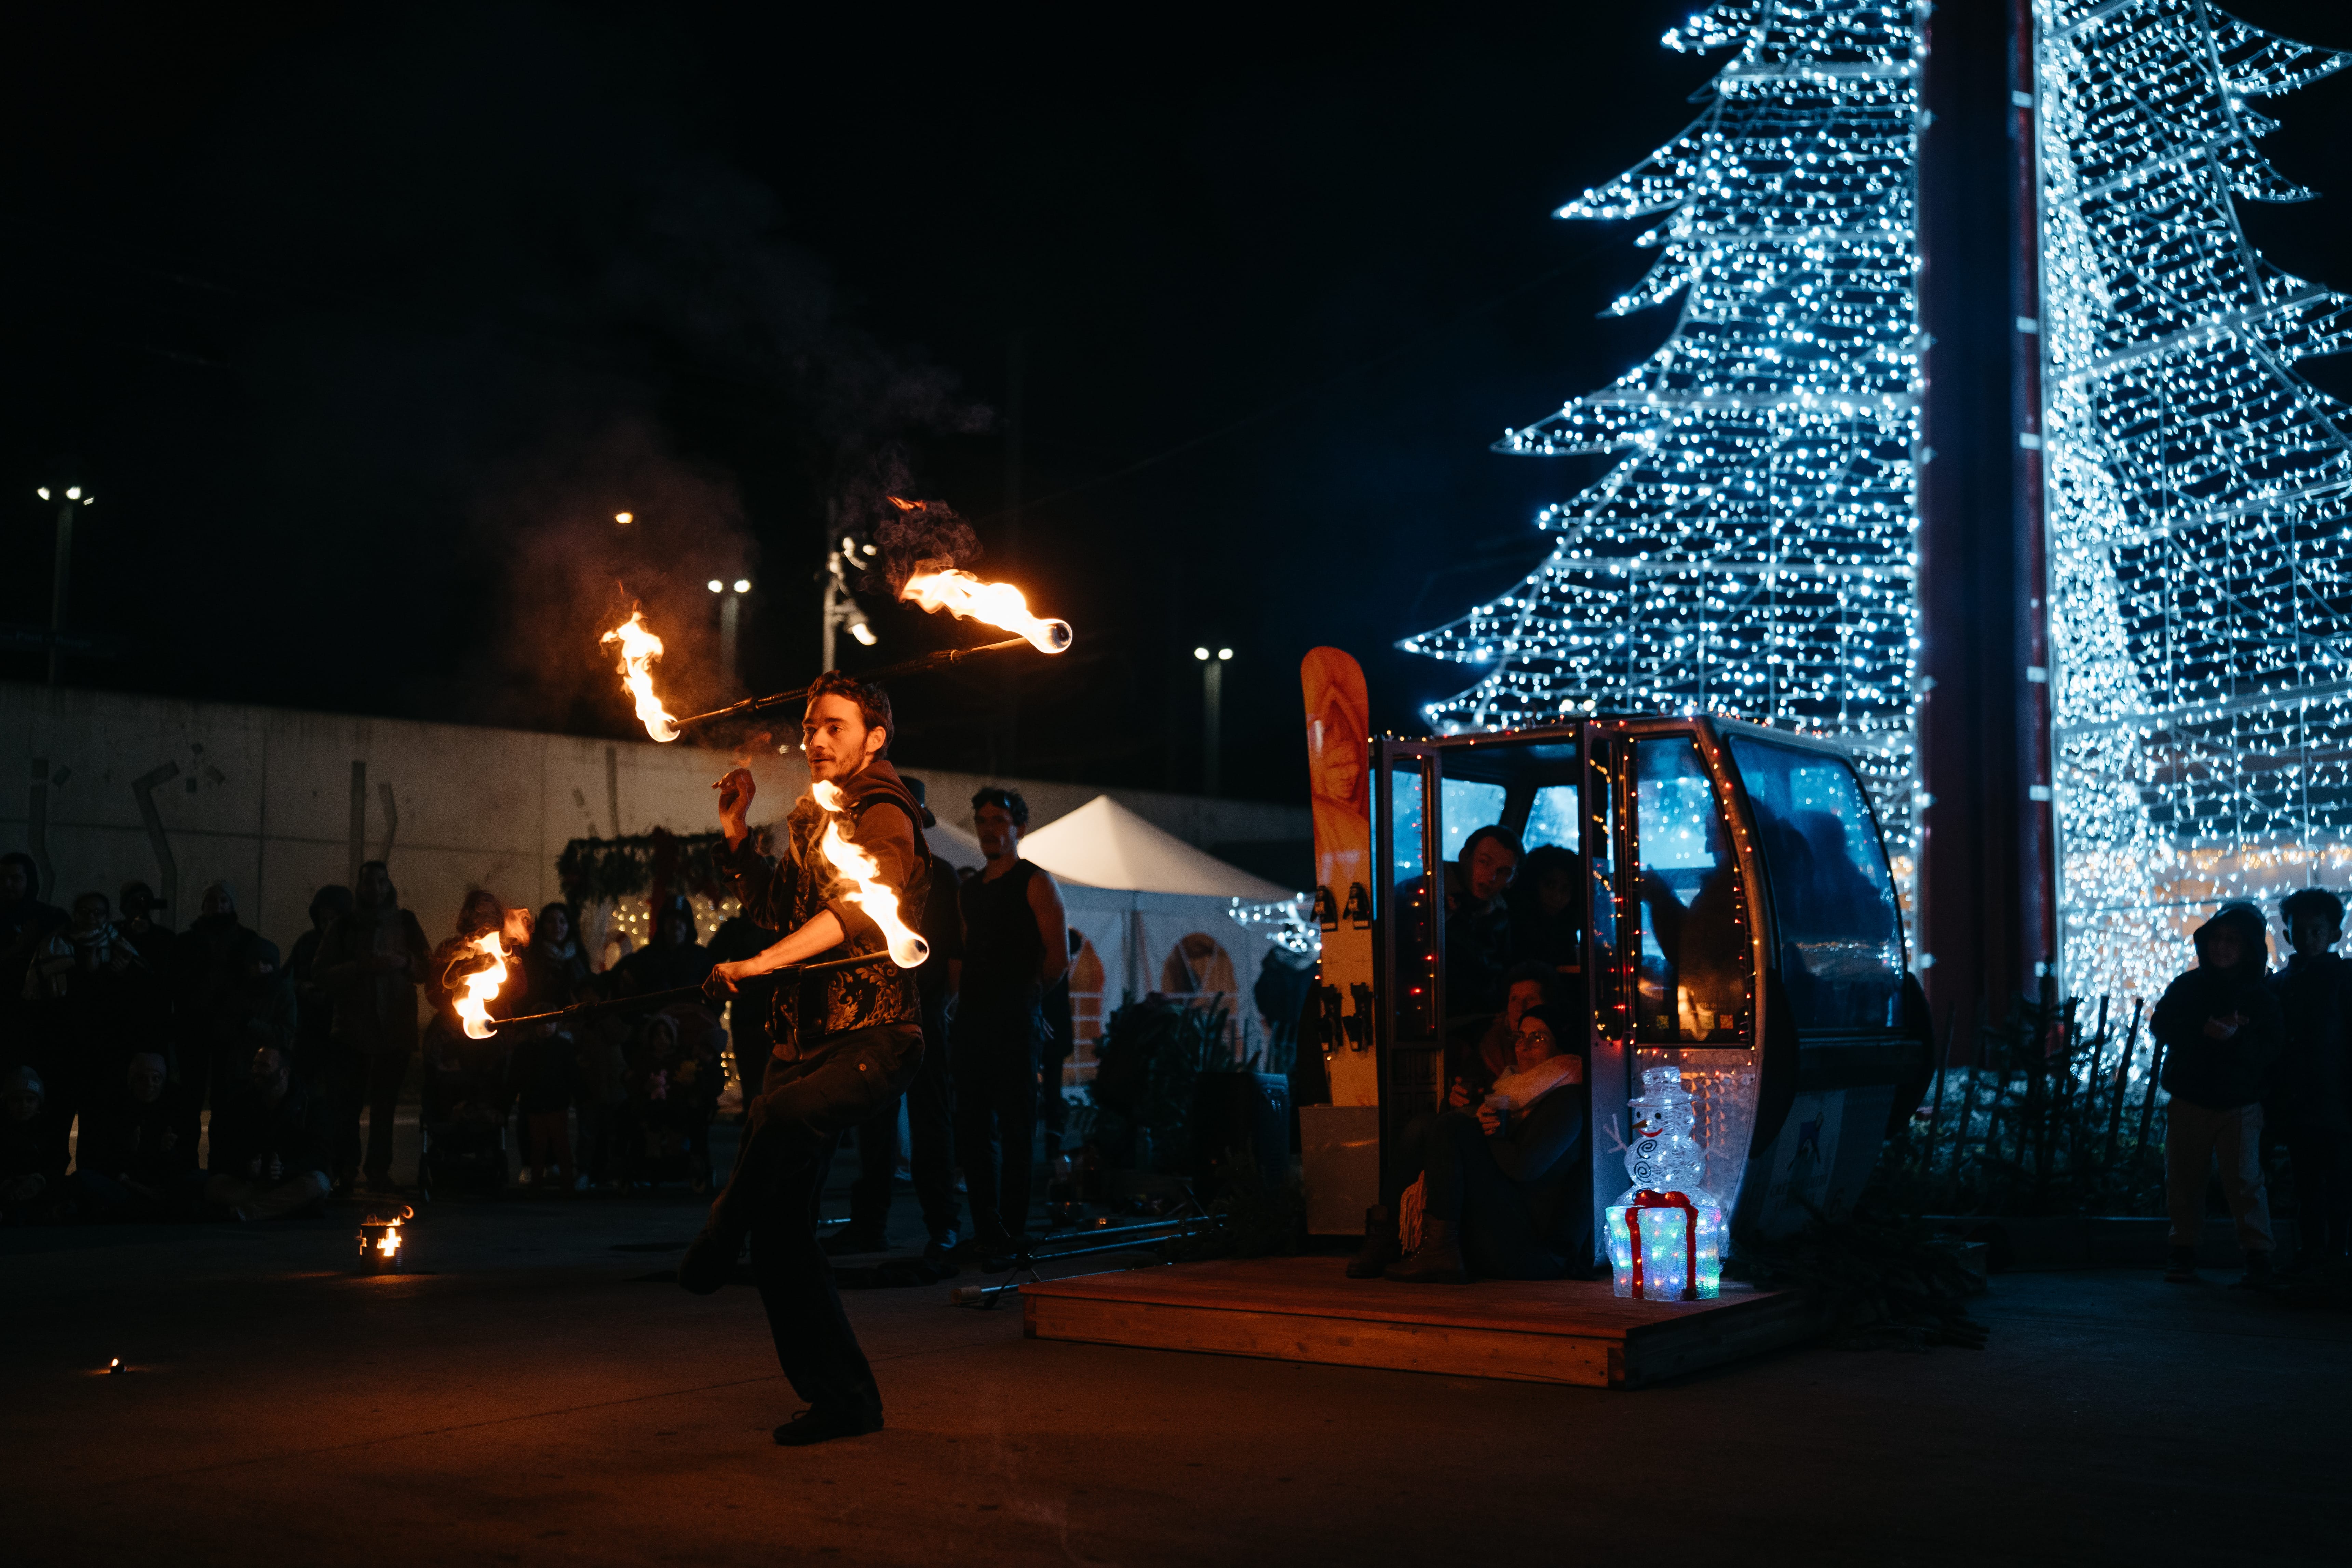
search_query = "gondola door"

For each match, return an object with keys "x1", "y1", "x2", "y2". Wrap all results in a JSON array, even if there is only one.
[
  {"x1": 1581, "y1": 727, "x2": 1633, "y2": 1271},
  {"x1": 1373, "y1": 740, "x2": 1444, "y2": 1159}
]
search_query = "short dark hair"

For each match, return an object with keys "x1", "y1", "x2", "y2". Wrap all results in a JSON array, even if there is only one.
[
  {"x1": 1, "y1": 851, "x2": 35, "y2": 883},
  {"x1": 2282, "y1": 887, "x2": 2346, "y2": 926},
  {"x1": 972, "y1": 785, "x2": 1029, "y2": 828},
  {"x1": 1461, "y1": 824, "x2": 1524, "y2": 866},
  {"x1": 806, "y1": 671, "x2": 893, "y2": 756},
  {"x1": 1501, "y1": 960, "x2": 1563, "y2": 1007}
]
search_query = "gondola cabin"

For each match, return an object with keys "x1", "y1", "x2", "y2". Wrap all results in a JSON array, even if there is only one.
[{"x1": 1306, "y1": 715, "x2": 1921, "y2": 1257}]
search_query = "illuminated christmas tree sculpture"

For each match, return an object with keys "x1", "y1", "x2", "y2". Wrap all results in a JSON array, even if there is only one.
[
  {"x1": 1400, "y1": 2, "x2": 1924, "y2": 849},
  {"x1": 2038, "y1": 1, "x2": 2352, "y2": 995}
]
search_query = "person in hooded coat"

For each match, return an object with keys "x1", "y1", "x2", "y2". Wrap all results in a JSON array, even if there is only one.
[
  {"x1": 163, "y1": 881, "x2": 257, "y2": 1151},
  {"x1": 2151, "y1": 900, "x2": 2283, "y2": 1285},
  {"x1": 2269, "y1": 887, "x2": 2352, "y2": 1276}
]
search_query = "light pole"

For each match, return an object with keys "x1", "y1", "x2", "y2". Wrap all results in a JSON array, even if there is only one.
[
  {"x1": 38, "y1": 484, "x2": 94, "y2": 686},
  {"x1": 820, "y1": 535, "x2": 878, "y2": 672},
  {"x1": 1194, "y1": 644, "x2": 1233, "y2": 795},
  {"x1": 709, "y1": 576, "x2": 752, "y2": 690}
]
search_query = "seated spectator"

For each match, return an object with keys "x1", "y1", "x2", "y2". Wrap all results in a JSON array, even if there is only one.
[
  {"x1": 2153, "y1": 901, "x2": 2282, "y2": 1285},
  {"x1": 1448, "y1": 961, "x2": 1565, "y2": 1110},
  {"x1": 205, "y1": 1044, "x2": 332, "y2": 1222},
  {"x1": 1, "y1": 1065, "x2": 71, "y2": 1223},
  {"x1": 1444, "y1": 825, "x2": 1523, "y2": 1018},
  {"x1": 69, "y1": 1051, "x2": 202, "y2": 1220},
  {"x1": 1359, "y1": 1005, "x2": 1586, "y2": 1284}
]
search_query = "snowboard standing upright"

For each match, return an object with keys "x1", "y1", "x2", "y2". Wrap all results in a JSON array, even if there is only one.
[{"x1": 1301, "y1": 647, "x2": 1377, "y2": 1109}]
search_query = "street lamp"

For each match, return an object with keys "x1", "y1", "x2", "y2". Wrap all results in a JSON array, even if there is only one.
[
  {"x1": 710, "y1": 577, "x2": 752, "y2": 690},
  {"x1": 1194, "y1": 644, "x2": 1233, "y2": 795},
  {"x1": 37, "y1": 484, "x2": 95, "y2": 687},
  {"x1": 821, "y1": 537, "x2": 877, "y2": 669}
]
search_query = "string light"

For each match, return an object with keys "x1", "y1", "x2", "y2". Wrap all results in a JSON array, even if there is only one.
[
  {"x1": 2038, "y1": 0, "x2": 2351, "y2": 999},
  {"x1": 1399, "y1": 2, "x2": 1927, "y2": 863}
]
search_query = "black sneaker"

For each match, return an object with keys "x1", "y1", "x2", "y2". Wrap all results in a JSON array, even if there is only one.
[
  {"x1": 773, "y1": 1406, "x2": 883, "y2": 1447},
  {"x1": 2163, "y1": 1247, "x2": 2199, "y2": 1283},
  {"x1": 923, "y1": 1230, "x2": 960, "y2": 1272},
  {"x1": 677, "y1": 1228, "x2": 743, "y2": 1295},
  {"x1": 2237, "y1": 1251, "x2": 2277, "y2": 1290}
]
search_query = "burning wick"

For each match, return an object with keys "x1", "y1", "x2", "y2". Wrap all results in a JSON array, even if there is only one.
[
  {"x1": 898, "y1": 568, "x2": 1073, "y2": 654},
  {"x1": 810, "y1": 780, "x2": 929, "y2": 967},
  {"x1": 602, "y1": 610, "x2": 682, "y2": 742},
  {"x1": 107, "y1": 1357, "x2": 123, "y2": 1374},
  {"x1": 450, "y1": 932, "x2": 510, "y2": 1040}
]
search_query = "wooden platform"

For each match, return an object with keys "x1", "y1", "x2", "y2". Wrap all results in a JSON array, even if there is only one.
[{"x1": 1021, "y1": 1256, "x2": 1829, "y2": 1389}]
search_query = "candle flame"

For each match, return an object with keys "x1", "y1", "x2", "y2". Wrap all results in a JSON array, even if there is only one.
[
  {"x1": 451, "y1": 932, "x2": 510, "y2": 1041},
  {"x1": 811, "y1": 780, "x2": 930, "y2": 968},
  {"x1": 898, "y1": 568, "x2": 1072, "y2": 654},
  {"x1": 601, "y1": 610, "x2": 682, "y2": 742}
]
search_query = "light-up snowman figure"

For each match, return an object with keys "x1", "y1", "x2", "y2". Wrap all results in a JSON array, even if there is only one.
[{"x1": 1605, "y1": 1066, "x2": 1727, "y2": 1300}]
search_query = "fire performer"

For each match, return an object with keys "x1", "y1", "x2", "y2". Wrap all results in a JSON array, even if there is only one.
[{"x1": 678, "y1": 670, "x2": 932, "y2": 1447}]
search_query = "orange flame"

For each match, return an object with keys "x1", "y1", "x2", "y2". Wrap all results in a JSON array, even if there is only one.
[
  {"x1": 811, "y1": 780, "x2": 930, "y2": 967},
  {"x1": 378, "y1": 1221, "x2": 402, "y2": 1258},
  {"x1": 601, "y1": 611, "x2": 681, "y2": 742},
  {"x1": 451, "y1": 932, "x2": 510, "y2": 1041},
  {"x1": 899, "y1": 568, "x2": 1073, "y2": 654}
]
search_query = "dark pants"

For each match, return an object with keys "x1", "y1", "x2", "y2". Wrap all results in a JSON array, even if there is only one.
[
  {"x1": 1415, "y1": 1111, "x2": 1568, "y2": 1280},
  {"x1": 846, "y1": 1002, "x2": 961, "y2": 1241},
  {"x1": 2286, "y1": 1124, "x2": 2352, "y2": 1262},
  {"x1": 953, "y1": 994, "x2": 1042, "y2": 1241},
  {"x1": 361, "y1": 1046, "x2": 412, "y2": 1181},
  {"x1": 708, "y1": 1022, "x2": 922, "y2": 1420}
]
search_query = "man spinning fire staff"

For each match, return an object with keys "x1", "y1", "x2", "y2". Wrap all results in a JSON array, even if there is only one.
[{"x1": 676, "y1": 670, "x2": 934, "y2": 1447}]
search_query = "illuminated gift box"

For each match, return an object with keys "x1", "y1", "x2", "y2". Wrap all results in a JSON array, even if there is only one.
[{"x1": 1605, "y1": 1067, "x2": 1724, "y2": 1301}]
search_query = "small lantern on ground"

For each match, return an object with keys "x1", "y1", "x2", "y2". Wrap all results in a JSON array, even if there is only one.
[
  {"x1": 1605, "y1": 1067, "x2": 1726, "y2": 1301},
  {"x1": 357, "y1": 1206, "x2": 412, "y2": 1275}
]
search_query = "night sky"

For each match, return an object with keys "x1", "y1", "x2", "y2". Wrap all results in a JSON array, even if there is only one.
[{"x1": 5, "y1": 1, "x2": 2350, "y2": 805}]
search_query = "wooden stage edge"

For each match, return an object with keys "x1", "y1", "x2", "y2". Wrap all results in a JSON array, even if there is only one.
[{"x1": 1020, "y1": 1256, "x2": 1833, "y2": 1389}]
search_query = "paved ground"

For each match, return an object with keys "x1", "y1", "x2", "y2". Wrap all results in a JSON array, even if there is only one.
[{"x1": 8, "y1": 1131, "x2": 2349, "y2": 1566}]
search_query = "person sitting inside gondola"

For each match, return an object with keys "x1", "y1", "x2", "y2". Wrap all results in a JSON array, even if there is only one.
[
  {"x1": 1358, "y1": 1005, "x2": 1587, "y2": 1284},
  {"x1": 1443, "y1": 825, "x2": 1524, "y2": 1018},
  {"x1": 1508, "y1": 843, "x2": 1583, "y2": 972},
  {"x1": 1446, "y1": 961, "x2": 1562, "y2": 1111}
]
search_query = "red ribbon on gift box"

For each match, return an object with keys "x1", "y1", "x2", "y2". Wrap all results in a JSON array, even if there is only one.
[{"x1": 1624, "y1": 1188, "x2": 1701, "y2": 1301}]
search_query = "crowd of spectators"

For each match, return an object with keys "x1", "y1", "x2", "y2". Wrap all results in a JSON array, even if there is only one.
[{"x1": 0, "y1": 848, "x2": 747, "y2": 1225}]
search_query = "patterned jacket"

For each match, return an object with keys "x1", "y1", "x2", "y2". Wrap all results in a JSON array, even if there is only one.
[{"x1": 714, "y1": 758, "x2": 931, "y2": 1060}]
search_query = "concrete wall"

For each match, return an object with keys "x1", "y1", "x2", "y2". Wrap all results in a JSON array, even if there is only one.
[{"x1": 0, "y1": 682, "x2": 1307, "y2": 954}]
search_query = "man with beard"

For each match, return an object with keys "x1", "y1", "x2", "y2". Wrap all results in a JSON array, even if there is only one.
[
  {"x1": 684, "y1": 672, "x2": 932, "y2": 1447},
  {"x1": 313, "y1": 862, "x2": 431, "y2": 1192}
]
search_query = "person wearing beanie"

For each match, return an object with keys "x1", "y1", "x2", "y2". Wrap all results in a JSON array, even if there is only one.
[{"x1": 1354, "y1": 1002, "x2": 1588, "y2": 1285}]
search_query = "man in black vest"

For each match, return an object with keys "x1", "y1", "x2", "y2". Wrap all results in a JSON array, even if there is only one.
[
  {"x1": 956, "y1": 786, "x2": 1069, "y2": 1256},
  {"x1": 684, "y1": 671, "x2": 932, "y2": 1447}
]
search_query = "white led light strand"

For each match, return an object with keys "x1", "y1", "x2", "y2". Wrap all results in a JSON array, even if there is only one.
[
  {"x1": 2038, "y1": 0, "x2": 2352, "y2": 999},
  {"x1": 1399, "y1": 1, "x2": 1927, "y2": 868}
]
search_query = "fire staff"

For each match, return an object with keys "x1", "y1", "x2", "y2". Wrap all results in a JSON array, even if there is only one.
[{"x1": 678, "y1": 670, "x2": 933, "y2": 1447}]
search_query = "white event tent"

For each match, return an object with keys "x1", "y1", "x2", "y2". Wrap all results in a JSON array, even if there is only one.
[{"x1": 966, "y1": 794, "x2": 1301, "y2": 1087}]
